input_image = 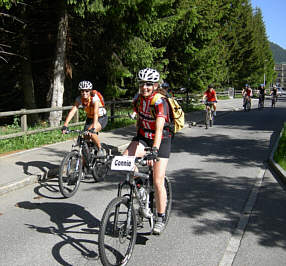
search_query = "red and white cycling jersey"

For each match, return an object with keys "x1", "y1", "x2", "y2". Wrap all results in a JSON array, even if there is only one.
[
  {"x1": 133, "y1": 92, "x2": 171, "y2": 140},
  {"x1": 243, "y1": 88, "x2": 252, "y2": 97}
]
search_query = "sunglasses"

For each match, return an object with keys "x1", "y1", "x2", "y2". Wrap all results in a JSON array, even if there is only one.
[
  {"x1": 139, "y1": 81, "x2": 154, "y2": 87},
  {"x1": 80, "y1": 90, "x2": 90, "y2": 93}
]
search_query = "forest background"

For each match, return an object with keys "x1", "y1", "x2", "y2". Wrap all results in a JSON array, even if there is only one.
[{"x1": 0, "y1": 0, "x2": 276, "y2": 127}]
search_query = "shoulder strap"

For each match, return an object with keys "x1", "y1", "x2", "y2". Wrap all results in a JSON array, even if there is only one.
[
  {"x1": 150, "y1": 93, "x2": 165, "y2": 105},
  {"x1": 91, "y1": 90, "x2": 105, "y2": 106}
]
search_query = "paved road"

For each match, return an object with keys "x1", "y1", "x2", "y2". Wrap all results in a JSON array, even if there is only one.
[{"x1": 0, "y1": 96, "x2": 285, "y2": 266}]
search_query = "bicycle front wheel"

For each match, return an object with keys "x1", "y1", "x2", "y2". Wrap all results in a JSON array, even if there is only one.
[
  {"x1": 246, "y1": 101, "x2": 251, "y2": 111},
  {"x1": 58, "y1": 151, "x2": 82, "y2": 198},
  {"x1": 98, "y1": 196, "x2": 137, "y2": 266},
  {"x1": 205, "y1": 110, "x2": 210, "y2": 129}
]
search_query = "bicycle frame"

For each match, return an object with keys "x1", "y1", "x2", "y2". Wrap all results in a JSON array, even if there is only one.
[{"x1": 58, "y1": 129, "x2": 111, "y2": 198}]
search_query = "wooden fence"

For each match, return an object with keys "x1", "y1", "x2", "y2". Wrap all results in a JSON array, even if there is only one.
[
  {"x1": 0, "y1": 89, "x2": 234, "y2": 140},
  {"x1": 0, "y1": 99, "x2": 134, "y2": 140}
]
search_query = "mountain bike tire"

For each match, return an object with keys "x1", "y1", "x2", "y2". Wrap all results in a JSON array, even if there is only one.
[
  {"x1": 92, "y1": 147, "x2": 109, "y2": 182},
  {"x1": 98, "y1": 196, "x2": 137, "y2": 266},
  {"x1": 246, "y1": 101, "x2": 251, "y2": 111},
  {"x1": 150, "y1": 176, "x2": 172, "y2": 231},
  {"x1": 272, "y1": 98, "x2": 276, "y2": 108},
  {"x1": 205, "y1": 109, "x2": 210, "y2": 129},
  {"x1": 92, "y1": 163, "x2": 109, "y2": 182},
  {"x1": 58, "y1": 150, "x2": 82, "y2": 198},
  {"x1": 258, "y1": 99, "x2": 264, "y2": 109}
]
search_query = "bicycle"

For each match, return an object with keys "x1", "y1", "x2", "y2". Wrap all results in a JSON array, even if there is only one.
[
  {"x1": 98, "y1": 148, "x2": 172, "y2": 266},
  {"x1": 204, "y1": 101, "x2": 215, "y2": 129},
  {"x1": 271, "y1": 94, "x2": 277, "y2": 108},
  {"x1": 58, "y1": 129, "x2": 112, "y2": 198},
  {"x1": 258, "y1": 94, "x2": 264, "y2": 109},
  {"x1": 243, "y1": 96, "x2": 251, "y2": 111}
]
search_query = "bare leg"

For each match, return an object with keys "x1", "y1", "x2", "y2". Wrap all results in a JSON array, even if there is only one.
[
  {"x1": 123, "y1": 141, "x2": 145, "y2": 157},
  {"x1": 90, "y1": 122, "x2": 102, "y2": 149},
  {"x1": 153, "y1": 158, "x2": 168, "y2": 214}
]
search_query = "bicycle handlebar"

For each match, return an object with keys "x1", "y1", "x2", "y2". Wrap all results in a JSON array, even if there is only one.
[{"x1": 134, "y1": 147, "x2": 159, "y2": 166}]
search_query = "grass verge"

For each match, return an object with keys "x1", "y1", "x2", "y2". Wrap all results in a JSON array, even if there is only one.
[
  {"x1": 274, "y1": 123, "x2": 286, "y2": 171},
  {"x1": 0, "y1": 103, "x2": 204, "y2": 155}
]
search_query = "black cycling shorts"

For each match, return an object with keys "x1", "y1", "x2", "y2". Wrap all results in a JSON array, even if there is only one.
[
  {"x1": 84, "y1": 115, "x2": 108, "y2": 131},
  {"x1": 132, "y1": 134, "x2": 171, "y2": 159}
]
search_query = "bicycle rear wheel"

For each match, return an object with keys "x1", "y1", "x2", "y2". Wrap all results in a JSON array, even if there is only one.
[
  {"x1": 92, "y1": 163, "x2": 109, "y2": 182},
  {"x1": 92, "y1": 147, "x2": 109, "y2": 182},
  {"x1": 150, "y1": 176, "x2": 172, "y2": 229},
  {"x1": 98, "y1": 196, "x2": 137, "y2": 266},
  {"x1": 58, "y1": 151, "x2": 82, "y2": 198}
]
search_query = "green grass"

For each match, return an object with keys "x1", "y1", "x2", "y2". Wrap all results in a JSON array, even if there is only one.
[
  {"x1": 274, "y1": 123, "x2": 286, "y2": 171},
  {"x1": 0, "y1": 109, "x2": 136, "y2": 155}
]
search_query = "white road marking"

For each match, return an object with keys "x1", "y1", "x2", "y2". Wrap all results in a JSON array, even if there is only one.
[{"x1": 218, "y1": 167, "x2": 266, "y2": 266}]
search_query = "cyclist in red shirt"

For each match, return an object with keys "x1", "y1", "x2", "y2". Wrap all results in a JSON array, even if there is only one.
[
  {"x1": 123, "y1": 68, "x2": 172, "y2": 235},
  {"x1": 202, "y1": 84, "x2": 218, "y2": 115},
  {"x1": 242, "y1": 84, "x2": 252, "y2": 108}
]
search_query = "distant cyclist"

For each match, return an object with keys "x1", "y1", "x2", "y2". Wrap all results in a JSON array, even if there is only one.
[
  {"x1": 242, "y1": 84, "x2": 252, "y2": 108},
  {"x1": 61, "y1": 80, "x2": 108, "y2": 157},
  {"x1": 161, "y1": 82, "x2": 174, "y2": 97},
  {"x1": 258, "y1": 84, "x2": 266, "y2": 104},
  {"x1": 202, "y1": 84, "x2": 217, "y2": 116},
  {"x1": 270, "y1": 85, "x2": 278, "y2": 102}
]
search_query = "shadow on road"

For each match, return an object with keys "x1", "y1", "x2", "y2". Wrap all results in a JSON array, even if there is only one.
[{"x1": 16, "y1": 201, "x2": 100, "y2": 265}]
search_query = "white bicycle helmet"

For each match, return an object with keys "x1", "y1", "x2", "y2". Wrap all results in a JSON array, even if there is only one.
[
  {"x1": 138, "y1": 68, "x2": 160, "y2": 82},
  {"x1": 78, "y1": 80, "x2": 93, "y2": 90}
]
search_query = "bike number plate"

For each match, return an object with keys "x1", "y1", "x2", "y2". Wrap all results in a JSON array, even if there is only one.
[{"x1": 111, "y1": 156, "x2": 136, "y2": 171}]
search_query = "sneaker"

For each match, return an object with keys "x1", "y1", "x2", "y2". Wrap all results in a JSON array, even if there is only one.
[
  {"x1": 97, "y1": 148, "x2": 105, "y2": 157},
  {"x1": 213, "y1": 111, "x2": 216, "y2": 116},
  {"x1": 153, "y1": 217, "x2": 165, "y2": 235}
]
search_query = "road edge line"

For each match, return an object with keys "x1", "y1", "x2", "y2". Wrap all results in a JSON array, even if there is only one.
[{"x1": 218, "y1": 167, "x2": 265, "y2": 266}]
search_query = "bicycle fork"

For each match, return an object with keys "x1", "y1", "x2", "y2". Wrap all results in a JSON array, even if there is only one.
[{"x1": 113, "y1": 179, "x2": 134, "y2": 236}]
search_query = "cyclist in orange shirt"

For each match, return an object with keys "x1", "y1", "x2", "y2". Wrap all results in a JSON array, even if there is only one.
[
  {"x1": 202, "y1": 84, "x2": 218, "y2": 116},
  {"x1": 61, "y1": 81, "x2": 108, "y2": 157}
]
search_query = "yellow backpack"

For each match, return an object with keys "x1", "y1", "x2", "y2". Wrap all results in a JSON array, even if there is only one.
[{"x1": 150, "y1": 93, "x2": 185, "y2": 134}]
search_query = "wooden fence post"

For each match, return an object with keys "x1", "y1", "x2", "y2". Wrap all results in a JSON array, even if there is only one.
[{"x1": 21, "y1": 109, "x2": 27, "y2": 132}]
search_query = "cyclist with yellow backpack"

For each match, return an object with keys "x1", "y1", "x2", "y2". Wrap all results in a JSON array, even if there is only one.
[
  {"x1": 123, "y1": 68, "x2": 173, "y2": 235},
  {"x1": 62, "y1": 80, "x2": 108, "y2": 157}
]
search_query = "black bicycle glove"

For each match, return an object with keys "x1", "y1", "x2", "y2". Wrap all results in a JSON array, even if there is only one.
[
  {"x1": 61, "y1": 126, "x2": 68, "y2": 132},
  {"x1": 146, "y1": 147, "x2": 159, "y2": 161}
]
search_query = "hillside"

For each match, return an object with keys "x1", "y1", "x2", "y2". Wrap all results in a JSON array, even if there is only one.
[{"x1": 270, "y1": 42, "x2": 286, "y2": 63}]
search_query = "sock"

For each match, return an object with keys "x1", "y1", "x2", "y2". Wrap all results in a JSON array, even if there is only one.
[{"x1": 157, "y1": 213, "x2": 166, "y2": 222}]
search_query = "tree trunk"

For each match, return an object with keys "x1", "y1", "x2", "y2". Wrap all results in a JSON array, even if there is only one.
[
  {"x1": 49, "y1": 0, "x2": 68, "y2": 127},
  {"x1": 20, "y1": 5, "x2": 39, "y2": 125}
]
